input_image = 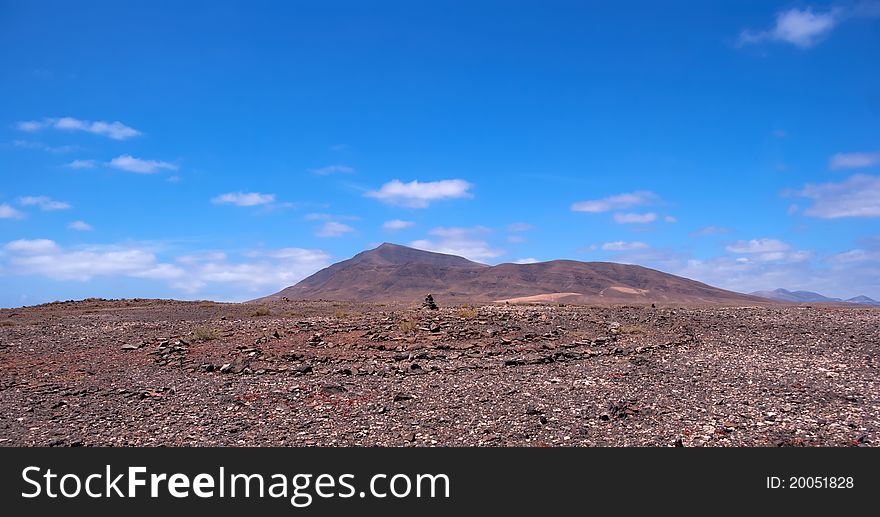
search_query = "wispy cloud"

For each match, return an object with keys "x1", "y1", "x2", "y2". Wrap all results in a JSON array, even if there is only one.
[
  {"x1": 18, "y1": 195, "x2": 71, "y2": 211},
  {"x1": 310, "y1": 165, "x2": 354, "y2": 176},
  {"x1": 829, "y1": 151, "x2": 880, "y2": 170},
  {"x1": 724, "y1": 238, "x2": 810, "y2": 263},
  {"x1": 65, "y1": 159, "x2": 96, "y2": 169},
  {"x1": 383, "y1": 219, "x2": 415, "y2": 231},
  {"x1": 571, "y1": 191, "x2": 658, "y2": 213},
  {"x1": 316, "y1": 221, "x2": 354, "y2": 237},
  {"x1": 0, "y1": 203, "x2": 26, "y2": 220},
  {"x1": 613, "y1": 212, "x2": 657, "y2": 224},
  {"x1": 108, "y1": 155, "x2": 178, "y2": 174},
  {"x1": 211, "y1": 192, "x2": 276, "y2": 207},
  {"x1": 738, "y1": 5, "x2": 879, "y2": 48},
  {"x1": 16, "y1": 117, "x2": 141, "y2": 140},
  {"x1": 12, "y1": 140, "x2": 78, "y2": 153},
  {"x1": 795, "y1": 174, "x2": 880, "y2": 218},
  {"x1": 366, "y1": 179, "x2": 473, "y2": 208},
  {"x1": 691, "y1": 226, "x2": 730, "y2": 237},
  {"x1": 507, "y1": 222, "x2": 533, "y2": 232},
  {"x1": 513, "y1": 257, "x2": 538, "y2": 264},
  {"x1": 726, "y1": 238, "x2": 790, "y2": 254},
  {"x1": 601, "y1": 241, "x2": 649, "y2": 251},
  {"x1": 304, "y1": 213, "x2": 359, "y2": 221},
  {"x1": 410, "y1": 226, "x2": 501, "y2": 262},
  {"x1": 68, "y1": 220, "x2": 93, "y2": 231},
  {"x1": 739, "y1": 7, "x2": 841, "y2": 48}
]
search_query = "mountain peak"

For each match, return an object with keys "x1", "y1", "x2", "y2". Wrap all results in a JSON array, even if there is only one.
[{"x1": 356, "y1": 243, "x2": 486, "y2": 268}]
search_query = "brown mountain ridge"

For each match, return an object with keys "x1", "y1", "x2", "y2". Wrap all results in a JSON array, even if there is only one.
[{"x1": 262, "y1": 243, "x2": 766, "y2": 305}]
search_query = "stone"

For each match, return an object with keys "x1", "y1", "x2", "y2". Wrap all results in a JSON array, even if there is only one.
[{"x1": 423, "y1": 294, "x2": 438, "y2": 310}]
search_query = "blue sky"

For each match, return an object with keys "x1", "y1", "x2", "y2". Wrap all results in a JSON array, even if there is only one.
[{"x1": 1, "y1": 0, "x2": 879, "y2": 307}]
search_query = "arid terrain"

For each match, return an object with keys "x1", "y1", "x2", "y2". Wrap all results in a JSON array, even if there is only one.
[{"x1": 1, "y1": 298, "x2": 877, "y2": 447}]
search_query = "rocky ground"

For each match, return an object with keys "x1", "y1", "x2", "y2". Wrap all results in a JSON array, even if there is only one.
[{"x1": 0, "y1": 298, "x2": 877, "y2": 447}]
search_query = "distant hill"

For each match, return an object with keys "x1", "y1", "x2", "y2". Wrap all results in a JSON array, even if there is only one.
[
  {"x1": 261, "y1": 243, "x2": 768, "y2": 305},
  {"x1": 750, "y1": 288, "x2": 880, "y2": 306}
]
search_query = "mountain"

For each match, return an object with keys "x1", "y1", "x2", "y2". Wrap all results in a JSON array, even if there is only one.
[
  {"x1": 750, "y1": 288, "x2": 880, "y2": 307},
  {"x1": 845, "y1": 295, "x2": 880, "y2": 306},
  {"x1": 750, "y1": 288, "x2": 836, "y2": 303},
  {"x1": 262, "y1": 243, "x2": 767, "y2": 305}
]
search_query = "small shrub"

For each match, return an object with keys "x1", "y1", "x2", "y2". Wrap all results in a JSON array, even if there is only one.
[
  {"x1": 193, "y1": 327, "x2": 220, "y2": 342},
  {"x1": 250, "y1": 306, "x2": 272, "y2": 317},
  {"x1": 456, "y1": 306, "x2": 479, "y2": 319},
  {"x1": 618, "y1": 324, "x2": 649, "y2": 335},
  {"x1": 0, "y1": 321, "x2": 14, "y2": 327},
  {"x1": 334, "y1": 309, "x2": 348, "y2": 319},
  {"x1": 399, "y1": 319, "x2": 418, "y2": 334}
]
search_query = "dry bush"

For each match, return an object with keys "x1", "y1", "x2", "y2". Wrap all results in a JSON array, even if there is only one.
[
  {"x1": 0, "y1": 321, "x2": 14, "y2": 327},
  {"x1": 456, "y1": 306, "x2": 479, "y2": 319},
  {"x1": 250, "y1": 306, "x2": 272, "y2": 317},
  {"x1": 193, "y1": 327, "x2": 220, "y2": 342},
  {"x1": 618, "y1": 324, "x2": 651, "y2": 335},
  {"x1": 399, "y1": 319, "x2": 418, "y2": 334},
  {"x1": 334, "y1": 309, "x2": 348, "y2": 319}
]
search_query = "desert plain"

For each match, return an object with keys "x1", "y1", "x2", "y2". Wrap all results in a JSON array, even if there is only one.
[{"x1": 1, "y1": 298, "x2": 877, "y2": 447}]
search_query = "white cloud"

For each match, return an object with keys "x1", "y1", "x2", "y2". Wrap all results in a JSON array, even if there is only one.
[
  {"x1": 571, "y1": 191, "x2": 658, "y2": 213},
  {"x1": 796, "y1": 174, "x2": 880, "y2": 218},
  {"x1": 365, "y1": 179, "x2": 473, "y2": 208},
  {"x1": 68, "y1": 221, "x2": 93, "y2": 231},
  {"x1": 212, "y1": 192, "x2": 275, "y2": 207},
  {"x1": 65, "y1": 159, "x2": 96, "y2": 169},
  {"x1": 601, "y1": 241, "x2": 650, "y2": 251},
  {"x1": 613, "y1": 212, "x2": 657, "y2": 224},
  {"x1": 16, "y1": 117, "x2": 141, "y2": 140},
  {"x1": 383, "y1": 219, "x2": 415, "y2": 231},
  {"x1": 0, "y1": 203, "x2": 25, "y2": 219},
  {"x1": 310, "y1": 165, "x2": 354, "y2": 175},
  {"x1": 507, "y1": 222, "x2": 533, "y2": 232},
  {"x1": 664, "y1": 215, "x2": 678, "y2": 223},
  {"x1": 5, "y1": 239, "x2": 60, "y2": 254},
  {"x1": 0, "y1": 239, "x2": 331, "y2": 295},
  {"x1": 513, "y1": 258, "x2": 538, "y2": 264},
  {"x1": 2, "y1": 240, "x2": 171, "y2": 281},
  {"x1": 316, "y1": 221, "x2": 354, "y2": 237},
  {"x1": 18, "y1": 195, "x2": 71, "y2": 211},
  {"x1": 738, "y1": 7, "x2": 840, "y2": 48},
  {"x1": 829, "y1": 151, "x2": 880, "y2": 170},
  {"x1": 726, "y1": 238, "x2": 790, "y2": 254},
  {"x1": 507, "y1": 235, "x2": 527, "y2": 243},
  {"x1": 108, "y1": 155, "x2": 178, "y2": 174}
]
